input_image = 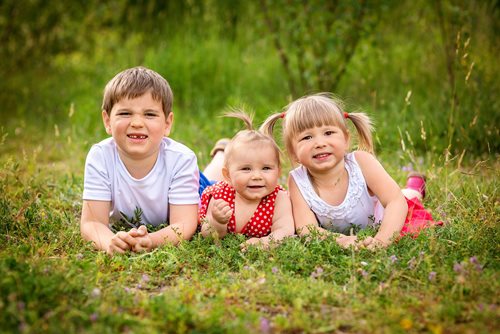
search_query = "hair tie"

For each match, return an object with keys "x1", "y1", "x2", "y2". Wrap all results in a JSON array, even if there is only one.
[
  {"x1": 280, "y1": 112, "x2": 286, "y2": 119},
  {"x1": 343, "y1": 112, "x2": 349, "y2": 119}
]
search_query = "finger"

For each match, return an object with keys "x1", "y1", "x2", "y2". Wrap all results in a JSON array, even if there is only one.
[
  {"x1": 128, "y1": 228, "x2": 139, "y2": 237},
  {"x1": 362, "y1": 237, "x2": 374, "y2": 246},
  {"x1": 113, "y1": 232, "x2": 132, "y2": 248},
  {"x1": 137, "y1": 225, "x2": 148, "y2": 235},
  {"x1": 108, "y1": 243, "x2": 127, "y2": 255},
  {"x1": 117, "y1": 231, "x2": 138, "y2": 247}
]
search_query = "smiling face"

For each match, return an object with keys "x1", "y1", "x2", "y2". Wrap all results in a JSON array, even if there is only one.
[
  {"x1": 102, "y1": 91, "x2": 173, "y2": 165},
  {"x1": 223, "y1": 142, "x2": 280, "y2": 202},
  {"x1": 292, "y1": 125, "x2": 349, "y2": 174}
]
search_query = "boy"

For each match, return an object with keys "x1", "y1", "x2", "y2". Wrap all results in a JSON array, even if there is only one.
[{"x1": 81, "y1": 66, "x2": 199, "y2": 255}]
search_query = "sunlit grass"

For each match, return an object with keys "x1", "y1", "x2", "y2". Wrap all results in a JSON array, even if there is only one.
[{"x1": 0, "y1": 121, "x2": 498, "y2": 333}]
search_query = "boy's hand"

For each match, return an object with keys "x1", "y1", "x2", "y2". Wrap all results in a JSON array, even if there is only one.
[
  {"x1": 335, "y1": 235, "x2": 358, "y2": 249},
  {"x1": 128, "y1": 225, "x2": 153, "y2": 252},
  {"x1": 108, "y1": 231, "x2": 136, "y2": 255},
  {"x1": 211, "y1": 199, "x2": 232, "y2": 225}
]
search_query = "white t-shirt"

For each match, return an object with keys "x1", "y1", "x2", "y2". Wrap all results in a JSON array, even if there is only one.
[
  {"x1": 290, "y1": 152, "x2": 384, "y2": 234},
  {"x1": 83, "y1": 137, "x2": 200, "y2": 226}
]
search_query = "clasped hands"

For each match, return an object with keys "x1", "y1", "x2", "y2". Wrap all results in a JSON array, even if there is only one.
[{"x1": 108, "y1": 225, "x2": 153, "y2": 255}]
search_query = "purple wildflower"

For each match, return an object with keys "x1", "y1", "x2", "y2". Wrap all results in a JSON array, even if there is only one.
[
  {"x1": 453, "y1": 262, "x2": 464, "y2": 274},
  {"x1": 311, "y1": 267, "x2": 324, "y2": 278},
  {"x1": 89, "y1": 313, "x2": 99, "y2": 322},
  {"x1": 389, "y1": 255, "x2": 398, "y2": 264},
  {"x1": 469, "y1": 256, "x2": 483, "y2": 271},
  {"x1": 428, "y1": 271, "x2": 436, "y2": 281},
  {"x1": 272, "y1": 267, "x2": 278, "y2": 274},
  {"x1": 259, "y1": 317, "x2": 271, "y2": 334},
  {"x1": 141, "y1": 274, "x2": 150, "y2": 283},
  {"x1": 402, "y1": 163, "x2": 414, "y2": 172}
]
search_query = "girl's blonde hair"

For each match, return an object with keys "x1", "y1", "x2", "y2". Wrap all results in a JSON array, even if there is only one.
[
  {"x1": 261, "y1": 93, "x2": 374, "y2": 160},
  {"x1": 224, "y1": 110, "x2": 282, "y2": 168}
]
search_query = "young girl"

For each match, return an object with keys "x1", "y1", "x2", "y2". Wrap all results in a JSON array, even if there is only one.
[
  {"x1": 198, "y1": 111, "x2": 295, "y2": 250},
  {"x1": 261, "y1": 93, "x2": 441, "y2": 249}
]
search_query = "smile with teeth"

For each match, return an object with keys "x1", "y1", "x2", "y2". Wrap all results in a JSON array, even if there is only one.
[
  {"x1": 128, "y1": 134, "x2": 148, "y2": 139},
  {"x1": 313, "y1": 153, "x2": 330, "y2": 159}
]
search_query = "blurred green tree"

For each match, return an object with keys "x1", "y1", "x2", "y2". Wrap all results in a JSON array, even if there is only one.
[{"x1": 259, "y1": 0, "x2": 387, "y2": 97}]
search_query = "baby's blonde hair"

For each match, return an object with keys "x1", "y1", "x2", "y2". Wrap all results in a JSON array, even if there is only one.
[
  {"x1": 261, "y1": 93, "x2": 374, "y2": 160},
  {"x1": 224, "y1": 110, "x2": 282, "y2": 168}
]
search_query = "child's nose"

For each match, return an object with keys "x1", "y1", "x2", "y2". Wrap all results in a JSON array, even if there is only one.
[
  {"x1": 314, "y1": 138, "x2": 326, "y2": 147},
  {"x1": 130, "y1": 115, "x2": 144, "y2": 127},
  {"x1": 251, "y1": 170, "x2": 262, "y2": 179}
]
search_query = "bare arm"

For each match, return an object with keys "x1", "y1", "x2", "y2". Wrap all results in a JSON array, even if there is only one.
[
  {"x1": 241, "y1": 191, "x2": 295, "y2": 250},
  {"x1": 242, "y1": 190, "x2": 295, "y2": 249},
  {"x1": 355, "y1": 151, "x2": 408, "y2": 246},
  {"x1": 288, "y1": 176, "x2": 331, "y2": 238},
  {"x1": 267, "y1": 190, "x2": 295, "y2": 241},
  {"x1": 80, "y1": 200, "x2": 138, "y2": 254},
  {"x1": 147, "y1": 204, "x2": 199, "y2": 248}
]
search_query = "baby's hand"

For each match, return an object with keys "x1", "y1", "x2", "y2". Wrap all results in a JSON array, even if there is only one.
[
  {"x1": 128, "y1": 225, "x2": 153, "y2": 253},
  {"x1": 361, "y1": 236, "x2": 389, "y2": 250},
  {"x1": 240, "y1": 237, "x2": 268, "y2": 252},
  {"x1": 211, "y1": 199, "x2": 232, "y2": 225},
  {"x1": 335, "y1": 235, "x2": 358, "y2": 249}
]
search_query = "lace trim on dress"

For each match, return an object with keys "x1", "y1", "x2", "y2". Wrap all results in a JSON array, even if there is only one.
[{"x1": 292, "y1": 153, "x2": 367, "y2": 219}]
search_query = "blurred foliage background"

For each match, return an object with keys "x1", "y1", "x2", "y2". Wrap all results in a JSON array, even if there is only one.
[{"x1": 0, "y1": 0, "x2": 498, "y2": 163}]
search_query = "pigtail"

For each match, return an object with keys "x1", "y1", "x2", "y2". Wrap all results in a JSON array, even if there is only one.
[
  {"x1": 345, "y1": 112, "x2": 374, "y2": 154},
  {"x1": 224, "y1": 110, "x2": 254, "y2": 131},
  {"x1": 259, "y1": 112, "x2": 283, "y2": 138}
]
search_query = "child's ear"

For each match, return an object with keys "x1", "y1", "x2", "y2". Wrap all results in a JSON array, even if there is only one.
[
  {"x1": 164, "y1": 112, "x2": 174, "y2": 136},
  {"x1": 102, "y1": 111, "x2": 112, "y2": 135},
  {"x1": 222, "y1": 166, "x2": 231, "y2": 183}
]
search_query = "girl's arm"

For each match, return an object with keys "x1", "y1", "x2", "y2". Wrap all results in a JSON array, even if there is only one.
[
  {"x1": 80, "y1": 200, "x2": 138, "y2": 254},
  {"x1": 288, "y1": 177, "x2": 331, "y2": 238},
  {"x1": 200, "y1": 199, "x2": 232, "y2": 238},
  {"x1": 355, "y1": 151, "x2": 408, "y2": 246}
]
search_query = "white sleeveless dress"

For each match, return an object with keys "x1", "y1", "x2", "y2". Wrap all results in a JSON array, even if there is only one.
[{"x1": 290, "y1": 152, "x2": 383, "y2": 234}]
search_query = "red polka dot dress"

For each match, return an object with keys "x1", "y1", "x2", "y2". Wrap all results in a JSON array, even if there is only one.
[{"x1": 199, "y1": 181, "x2": 282, "y2": 238}]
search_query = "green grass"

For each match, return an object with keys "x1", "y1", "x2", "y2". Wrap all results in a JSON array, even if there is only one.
[{"x1": 0, "y1": 126, "x2": 498, "y2": 333}]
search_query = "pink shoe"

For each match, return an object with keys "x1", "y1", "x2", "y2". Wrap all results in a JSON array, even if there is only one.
[{"x1": 406, "y1": 172, "x2": 426, "y2": 199}]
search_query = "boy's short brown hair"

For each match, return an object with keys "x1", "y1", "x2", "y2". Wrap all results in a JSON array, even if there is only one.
[{"x1": 102, "y1": 66, "x2": 173, "y2": 116}]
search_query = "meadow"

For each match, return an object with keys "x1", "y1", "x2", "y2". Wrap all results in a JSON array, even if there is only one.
[{"x1": 0, "y1": 1, "x2": 498, "y2": 333}]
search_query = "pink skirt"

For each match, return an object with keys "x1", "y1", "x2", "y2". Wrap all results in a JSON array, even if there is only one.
[{"x1": 400, "y1": 197, "x2": 443, "y2": 237}]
